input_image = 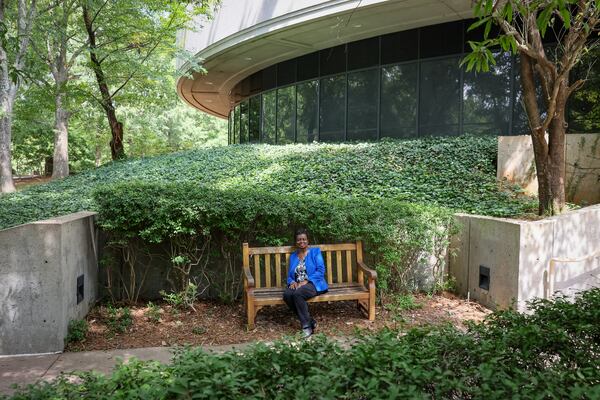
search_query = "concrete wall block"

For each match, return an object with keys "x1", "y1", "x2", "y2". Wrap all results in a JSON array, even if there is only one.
[
  {"x1": 448, "y1": 214, "x2": 470, "y2": 297},
  {"x1": 517, "y1": 219, "x2": 555, "y2": 311},
  {"x1": 498, "y1": 134, "x2": 600, "y2": 205},
  {"x1": 467, "y1": 216, "x2": 521, "y2": 310},
  {"x1": 0, "y1": 212, "x2": 98, "y2": 356},
  {"x1": 551, "y1": 204, "x2": 600, "y2": 259}
]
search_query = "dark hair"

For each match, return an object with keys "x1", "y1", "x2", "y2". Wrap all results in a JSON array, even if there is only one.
[{"x1": 294, "y1": 228, "x2": 309, "y2": 242}]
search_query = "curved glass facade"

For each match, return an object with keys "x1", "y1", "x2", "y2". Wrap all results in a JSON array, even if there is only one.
[{"x1": 227, "y1": 20, "x2": 600, "y2": 145}]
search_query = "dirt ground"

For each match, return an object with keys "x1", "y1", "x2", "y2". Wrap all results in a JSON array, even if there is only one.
[
  {"x1": 15, "y1": 175, "x2": 52, "y2": 190},
  {"x1": 66, "y1": 292, "x2": 491, "y2": 352}
]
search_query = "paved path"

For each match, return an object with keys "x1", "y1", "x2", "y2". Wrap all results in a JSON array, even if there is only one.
[{"x1": 0, "y1": 343, "x2": 252, "y2": 396}]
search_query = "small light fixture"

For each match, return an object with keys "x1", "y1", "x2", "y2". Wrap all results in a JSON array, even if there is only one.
[
  {"x1": 244, "y1": 57, "x2": 252, "y2": 61},
  {"x1": 205, "y1": 81, "x2": 213, "y2": 85},
  {"x1": 205, "y1": 99, "x2": 213, "y2": 103},
  {"x1": 352, "y1": 24, "x2": 362, "y2": 28}
]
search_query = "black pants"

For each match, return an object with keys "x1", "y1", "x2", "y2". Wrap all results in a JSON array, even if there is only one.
[{"x1": 283, "y1": 282, "x2": 317, "y2": 328}]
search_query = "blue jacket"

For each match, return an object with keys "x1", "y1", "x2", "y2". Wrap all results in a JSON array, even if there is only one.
[{"x1": 287, "y1": 247, "x2": 329, "y2": 293}]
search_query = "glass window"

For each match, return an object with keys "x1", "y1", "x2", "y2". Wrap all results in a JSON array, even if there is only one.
[
  {"x1": 240, "y1": 101, "x2": 249, "y2": 143},
  {"x1": 262, "y1": 91, "x2": 276, "y2": 144},
  {"x1": 419, "y1": 57, "x2": 461, "y2": 136},
  {"x1": 381, "y1": 29, "x2": 419, "y2": 64},
  {"x1": 277, "y1": 59, "x2": 297, "y2": 86},
  {"x1": 277, "y1": 86, "x2": 296, "y2": 144},
  {"x1": 249, "y1": 96, "x2": 261, "y2": 142},
  {"x1": 420, "y1": 21, "x2": 463, "y2": 58},
  {"x1": 348, "y1": 37, "x2": 379, "y2": 71},
  {"x1": 320, "y1": 45, "x2": 346, "y2": 76},
  {"x1": 463, "y1": 52, "x2": 512, "y2": 135},
  {"x1": 262, "y1": 65, "x2": 277, "y2": 91},
  {"x1": 297, "y1": 52, "x2": 319, "y2": 81},
  {"x1": 568, "y1": 48, "x2": 600, "y2": 133},
  {"x1": 233, "y1": 105, "x2": 240, "y2": 144},
  {"x1": 380, "y1": 63, "x2": 418, "y2": 138},
  {"x1": 249, "y1": 72, "x2": 262, "y2": 95},
  {"x1": 347, "y1": 69, "x2": 379, "y2": 140},
  {"x1": 296, "y1": 80, "x2": 319, "y2": 143},
  {"x1": 320, "y1": 75, "x2": 346, "y2": 141}
]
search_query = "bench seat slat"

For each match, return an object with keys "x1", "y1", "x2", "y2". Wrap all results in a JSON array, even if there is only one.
[{"x1": 253, "y1": 284, "x2": 369, "y2": 305}]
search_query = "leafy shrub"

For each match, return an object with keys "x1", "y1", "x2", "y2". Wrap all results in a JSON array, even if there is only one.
[
  {"x1": 145, "y1": 302, "x2": 162, "y2": 323},
  {"x1": 6, "y1": 289, "x2": 600, "y2": 400},
  {"x1": 94, "y1": 181, "x2": 455, "y2": 297},
  {"x1": 105, "y1": 304, "x2": 133, "y2": 334},
  {"x1": 65, "y1": 319, "x2": 88, "y2": 344},
  {"x1": 160, "y1": 282, "x2": 199, "y2": 311},
  {"x1": 386, "y1": 294, "x2": 422, "y2": 312},
  {"x1": 0, "y1": 136, "x2": 535, "y2": 231}
]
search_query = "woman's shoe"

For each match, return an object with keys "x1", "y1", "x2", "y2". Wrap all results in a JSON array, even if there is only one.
[
  {"x1": 310, "y1": 319, "x2": 317, "y2": 332},
  {"x1": 302, "y1": 326, "x2": 313, "y2": 338}
]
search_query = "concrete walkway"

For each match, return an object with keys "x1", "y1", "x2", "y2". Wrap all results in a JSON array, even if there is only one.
[{"x1": 0, "y1": 343, "x2": 251, "y2": 396}]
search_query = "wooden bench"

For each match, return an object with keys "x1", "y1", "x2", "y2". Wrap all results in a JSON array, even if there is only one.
[{"x1": 242, "y1": 241, "x2": 377, "y2": 330}]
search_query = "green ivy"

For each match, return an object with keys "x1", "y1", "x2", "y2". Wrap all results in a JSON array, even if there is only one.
[{"x1": 0, "y1": 136, "x2": 536, "y2": 231}]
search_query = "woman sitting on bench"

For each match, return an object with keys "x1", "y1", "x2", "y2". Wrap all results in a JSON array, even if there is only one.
[{"x1": 283, "y1": 228, "x2": 328, "y2": 338}]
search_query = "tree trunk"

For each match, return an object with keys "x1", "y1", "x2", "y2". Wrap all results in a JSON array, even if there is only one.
[
  {"x1": 52, "y1": 87, "x2": 69, "y2": 179},
  {"x1": 0, "y1": 92, "x2": 16, "y2": 193},
  {"x1": 519, "y1": 53, "x2": 567, "y2": 216},
  {"x1": 545, "y1": 78, "x2": 568, "y2": 215},
  {"x1": 82, "y1": 4, "x2": 125, "y2": 160}
]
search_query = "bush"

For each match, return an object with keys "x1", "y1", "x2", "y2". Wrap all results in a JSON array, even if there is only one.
[
  {"x1": 94, "y1": 181, "x2": 455, "y2": 297},
  {"x1": 6, "y1": 289, "x2": 599, "y2": 400},
  {"x1": 105, "y1": 304, "x2": 133, "y2": 334},
  {"x1": 0, "y1": 136, "x2": 535, "y2": 231},
  {"x1": 65, "y1": 319, "x2": 88, "y2": 344}
]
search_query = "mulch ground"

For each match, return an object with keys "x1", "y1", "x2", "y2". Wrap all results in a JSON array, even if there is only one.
[{"x1": 66, "y1": 292, "x2": 491, "y2": 352}]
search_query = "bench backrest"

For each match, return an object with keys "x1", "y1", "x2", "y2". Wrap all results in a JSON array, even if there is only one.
[{"x1": 243, "y1": 242, "x2": 364, "y2": 289}]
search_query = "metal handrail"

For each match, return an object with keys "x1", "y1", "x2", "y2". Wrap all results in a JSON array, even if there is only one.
[{"x1": 545, "y1": 251, "x2": 600, "y2": 299}]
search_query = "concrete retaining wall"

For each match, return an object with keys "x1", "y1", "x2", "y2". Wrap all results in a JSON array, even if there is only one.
[
  {"x1": 498, "y1": 134, "x2": 600, "y2": 205},
  {"x1": 0, "y1": 212, "x2": 99, "y2": 355},
  {"x1": 449, "y1": 205, "x2": 600, "y2": 311}
]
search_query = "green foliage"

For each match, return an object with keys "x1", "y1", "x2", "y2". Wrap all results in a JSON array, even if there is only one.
[
  {"x1": 6, "y1": 288, "x2": 600, "y2": 399},
  {"x1": 145, "y1": 302, "x2": 162, "y2": 323},
  {"x1": 65, "y1": 319, "x2": 88, "y2": 344},
  {"x1": 105, "y1": 304, "x2": 133, "y2": 334},
  {"x1": 0, "y1": 136, "x2": 535, "y2": 231},
  {"x1": 160, "y1": 282, "x2": 198, "y2": 310},
  {"x1": 385, "y1": 294, "x2": 423, "y2": 313},
  {"x1": 94, "y1": 180, "x2": 454, "y2": 295},
  {"x1": 0, "y1": 137, "x2": 536, "y2": 297}
]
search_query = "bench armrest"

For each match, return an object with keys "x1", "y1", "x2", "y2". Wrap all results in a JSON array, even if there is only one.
[
  {"x1": 243, "y1": 266, "x2": 255, "y2": 288},
  {"x1": 357, "y1": 261, "x2": 377, "y2": 281}
]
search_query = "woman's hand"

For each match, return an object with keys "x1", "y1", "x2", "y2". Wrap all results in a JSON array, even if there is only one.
[{"x1": 289, "y1": 282, "x2": 298, "y2": 290}]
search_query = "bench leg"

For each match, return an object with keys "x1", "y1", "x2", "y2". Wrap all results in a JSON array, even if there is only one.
[
  {"x1": 247, "y1": 298, "x2": 255, "y2": 330},
  {"x1": 368, "y1": 280, "x2": 376, "y2": 321}
]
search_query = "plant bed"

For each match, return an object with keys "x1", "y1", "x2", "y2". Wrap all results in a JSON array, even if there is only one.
[{"x1": 65, "y1": 292, "x2": 490, "y2": 352}]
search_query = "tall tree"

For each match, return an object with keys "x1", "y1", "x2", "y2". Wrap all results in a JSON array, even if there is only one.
[
  {"x1": 0, "y1": 0, "x2": 37, "y2": 193},
  {"x1": 464, "y1": 0, "x2": 600, "y2": 215},
  {"x1": 33, "y1": 0, "x2": 88, "y2": 178},
  {"x1": 81, "y1": 0, "x2": 214, "y2": 160}
]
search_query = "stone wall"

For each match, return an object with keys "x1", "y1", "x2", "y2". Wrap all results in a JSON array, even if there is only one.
[
  {"x1": 449, "y1": 205, "x2": 600, "y2": 311},
  {"x1": 498, "y1": 134, "x2": 600, "y2": 205},
  {"x1": 0, "y1": 212, "x2": 99, "y2": 355}
]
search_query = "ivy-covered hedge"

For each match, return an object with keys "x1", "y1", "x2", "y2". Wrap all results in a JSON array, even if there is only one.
[
  {"x1": 6, "y1": 289, "x2": 599, "y2": 399},
  {"x1": 0, "y1": 136, "x2": 535, "y2": 231},
  {"x1": 94, "y1": 182, "x2": 454, "y2": 296}
]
